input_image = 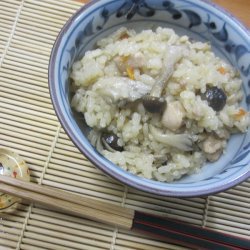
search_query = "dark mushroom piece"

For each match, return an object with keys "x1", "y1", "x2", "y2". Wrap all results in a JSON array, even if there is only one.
[
  {"x1": 142, "y1": 96, "x2": 166, "y2": 113},
  {"x1": 101, "y1": 132, "x2": 124, "y2": 152},
  {"x1": 202, "y1": 86, "x2": 227, "y2": 111}
]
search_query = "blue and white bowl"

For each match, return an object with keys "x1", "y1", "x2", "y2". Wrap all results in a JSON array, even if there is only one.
[{"x1": 49, "y1": 0, "x2": 250, "y2": 197}]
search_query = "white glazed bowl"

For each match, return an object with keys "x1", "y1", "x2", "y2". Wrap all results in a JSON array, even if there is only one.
[{"x1": 49, "y1": 0, "x2": 250, "y2": 197}]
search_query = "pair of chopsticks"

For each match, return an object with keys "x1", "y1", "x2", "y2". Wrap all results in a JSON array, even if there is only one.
[{"x1": 0, "y1": 175, "x2": 249, "y2": 250}]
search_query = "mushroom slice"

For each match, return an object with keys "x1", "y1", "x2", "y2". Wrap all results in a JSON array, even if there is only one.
[
  {"x1": 149, "y1": 125, "x2": 193, "y2": 151},
  {"x1": 92, "y1": 77, "x2": 151, "y2": 102},
  {"x1": 143, "y1": 45, "x2": 187, "y2": 113},
  {"x1": 150, "y1": 45, "x2": 187, "y2": 98}
]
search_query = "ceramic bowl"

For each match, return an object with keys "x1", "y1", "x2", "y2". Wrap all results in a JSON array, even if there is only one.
[{"x1": 49, "y1": 0, "x2": 250, "y2": 197}]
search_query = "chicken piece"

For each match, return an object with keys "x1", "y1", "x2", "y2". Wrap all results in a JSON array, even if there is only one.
[
  {"x1": 114, "y1": 56, "x2": 128, "y2": 73},
  {"x1": 201, "y1": 136, "x2": 224, "y2": 154},
  {"x1": 205, "y1": 150, "x2": 223, "y2": 162},
  {"x1": 200, "y1": 135, "x2": 225, "y2": 162},
  {"x1": 127, "y1": 52, "x2": 145, "y2": 68},
  {"x1": 161, "y1": 101, "x2": 185, "y2": 131},
  {"x1": 92, "y1": 77, "x2": 151, "y2": 102},
  {"x1": 114, "y1": 52, "x2": 145, "y2": 76}
]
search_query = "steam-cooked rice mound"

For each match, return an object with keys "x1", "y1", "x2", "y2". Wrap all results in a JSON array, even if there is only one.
[{"x1": 71, "y1": 27, "x2": 249, "y2": 182}]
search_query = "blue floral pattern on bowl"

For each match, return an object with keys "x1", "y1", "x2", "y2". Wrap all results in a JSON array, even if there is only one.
[{"x1": 49, "y1": 0, "x2": 250, "y2": 197}]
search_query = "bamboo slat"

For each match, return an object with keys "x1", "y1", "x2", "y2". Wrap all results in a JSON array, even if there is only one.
[{"x1": 0, "y1": 0, "x2": 249, "y2": 249}]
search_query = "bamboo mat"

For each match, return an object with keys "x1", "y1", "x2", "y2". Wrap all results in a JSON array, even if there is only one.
[{"x1": 0, "y1": 0, "x2": 249, "y2": 249}]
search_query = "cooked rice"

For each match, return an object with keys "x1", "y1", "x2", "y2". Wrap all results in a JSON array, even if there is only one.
[{"x1": 70, "y1": 27, "x2": 249, "y2": 182}]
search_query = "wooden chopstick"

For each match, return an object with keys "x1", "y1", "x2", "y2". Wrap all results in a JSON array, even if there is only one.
[
  {"x1": 133, "y1": 211, "x2": 250, "y2": 250},
  {"x1": 0, "y1": 175, "x2": 134, "y2": 229},
  {"x1": 0, "y1": 175, "x2": 249, "y2": 249},
  {"x1": 0, "y1": 175, "x2": 133, "y2": 218}
]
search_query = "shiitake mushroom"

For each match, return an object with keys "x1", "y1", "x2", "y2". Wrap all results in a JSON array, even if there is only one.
[
  {"x1": 202, "y1": 87, "x2": 227, "y2": 111},
  {"x1": 142, "y1": 95, "x2": 166, "y2": 113},
  {"x1": 101, "y1": 132, "x2": 124, "y2": 152}
]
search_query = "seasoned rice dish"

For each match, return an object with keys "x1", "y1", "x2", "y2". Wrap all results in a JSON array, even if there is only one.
[{"x1": 70, "y1": 27, "x2": 249, "y2": 182}]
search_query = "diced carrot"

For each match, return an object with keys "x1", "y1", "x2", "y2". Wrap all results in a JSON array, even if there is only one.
[
  {"x1": 234, "y1": 108, "x2": 247, "y2": 120},
  {"x1": 217, "y1": 67, "x2": 226, "y2": 74},
  {"x1": 126, "y1": 66, "x2": 135, "y2": 80}
]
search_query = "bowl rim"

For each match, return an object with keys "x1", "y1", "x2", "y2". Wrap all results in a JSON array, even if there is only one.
[{"x1": 49, "y1": 0, "x2": 250, "y2": 197}]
